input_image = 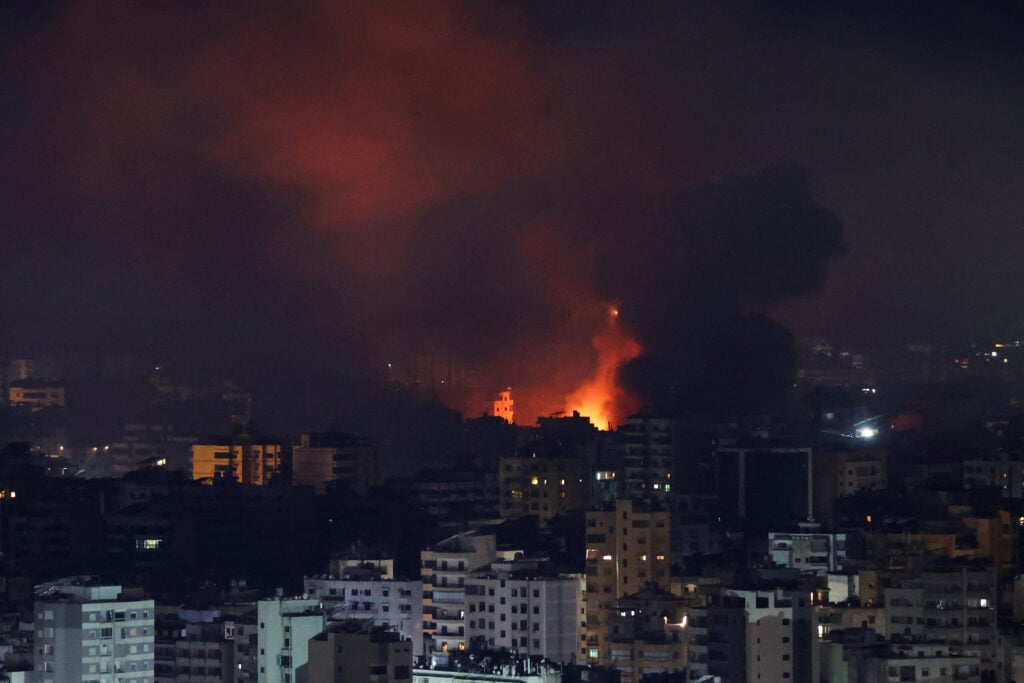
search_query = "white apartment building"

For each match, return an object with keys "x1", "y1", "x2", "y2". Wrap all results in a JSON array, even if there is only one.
[
  {"x1": 304, "y1": 570, "x2": 423, "y2": 657},
  {"x1": 33, "y1": 579, "x2": 155, "y2": 683},
  {"x1": 256, "y1": 598, "x2": 325, "y2": 683},
  {"x1": 464, "y1": 560, "x2": 581, "y2": 664},
  {"x1": 420, "y1": 532, "x2": 496, "y2": 660}
]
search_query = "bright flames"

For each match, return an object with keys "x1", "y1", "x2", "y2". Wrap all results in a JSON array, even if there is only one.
[{"x1": 564, "y1": 306, "x2": 642, "y2": 430}]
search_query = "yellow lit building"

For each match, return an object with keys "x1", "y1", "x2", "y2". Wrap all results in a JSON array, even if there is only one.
[
  {"x1": 8, "y1": 382, "x2": 65, "y2": 410},
  {"x1": 192, "y1": 441, "x2": 281, "y2": 485},
  {"x1": 492, "y1": 387, "x2": 514, "y2": 424}
]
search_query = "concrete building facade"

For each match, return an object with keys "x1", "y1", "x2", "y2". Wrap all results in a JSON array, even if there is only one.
[
  {"x1": 584, "y1": 499, "x2": 671, "y2": 664},
  {"x1": 304, "y1": 567, "x2": 423, "y2": 658},
  {"x1": 421, "y1": 533, "x2": 496, "y2": 659},
  {"x1": 464, "y1": 560, "x2": 581, "y2": 664},
  {"x1": 307, "y1": 621, "x2": 413, "y2": 683},
  {"x1": 498, "y1": 455, "x2": 589, "y2": 523},
  {"x1": 256, "y1": 598, "x2": 325, "y2": 683},
  {"x1": 33, "y1": 580, "x2": 155, "y2": 683},
  {"x1": 616, "y1": 416, "x2": 676, "y2": 500},
  {"x1": 191, "y1": 442, "x2": 281, "y2": 486}
]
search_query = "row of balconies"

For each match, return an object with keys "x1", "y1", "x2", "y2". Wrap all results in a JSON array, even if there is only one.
[
  {"x1": 173, "y1": 665, "x2": 223, "y2": 676},
  {"x1": 172, "y1": 649, "x2": 223, "y2": 660}
]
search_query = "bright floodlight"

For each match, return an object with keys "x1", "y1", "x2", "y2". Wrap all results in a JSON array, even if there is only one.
[{"x1": 856, "y1": 426, "x2": 878, "y2": 439}]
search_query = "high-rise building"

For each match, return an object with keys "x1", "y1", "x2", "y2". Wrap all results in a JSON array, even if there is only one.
[
  {"x1": 420, "y1": 532, "x2": 496, "y2": 660},
  {"x1": 33, "y1": 579, "x2": 155, "y2": 683},
  {"x1": 714, "y1": 446, "x2": 813, "y2": 529},
  {"x1": 616, "y1": 415, "x2": 676, "y2": 499},
  {"x1": 584, "y1": 499, "x2": 671, "y2": 664},
  {"x1": 464, "y1": 559, "x2": 581, "y2": 664}
]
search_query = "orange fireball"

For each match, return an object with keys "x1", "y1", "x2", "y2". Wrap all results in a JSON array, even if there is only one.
[{"x1": 564, "y1": 306, "x2": 642, "y2": 430}]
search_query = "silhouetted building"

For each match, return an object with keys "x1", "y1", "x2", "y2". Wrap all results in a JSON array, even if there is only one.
[
  {"x1": 714, "y1": 446, "x2": 812, "y2": 529},
  {"x1": 307, "y1": 620, "x2": 412, "y2": 683},
  {"x1": 616, "y1": 415, "x2": 676, "y2": 500},
  {"x1": 292, "y1": 432, "x2": 378, "y2": 494},
  {"x1": 499, "y1": 451, "x2": 589, "y2": 523}
]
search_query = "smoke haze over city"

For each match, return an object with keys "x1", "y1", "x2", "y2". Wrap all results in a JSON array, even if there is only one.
[{"x1": 2, "y1": 1, "x2": 1024, "y2": 427}]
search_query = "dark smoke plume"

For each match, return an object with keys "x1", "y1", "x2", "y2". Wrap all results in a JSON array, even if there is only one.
[
  {"x1": 1, "y1": 2, "x2": 852, "y2": 438},
  {"x1": 606, "y1": 164, "x2": 846, "y2": 417}
]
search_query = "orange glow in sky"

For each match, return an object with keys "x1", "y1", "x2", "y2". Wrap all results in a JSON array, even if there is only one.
[{"x1": 564, "y1": 306, "x2": 642, "y2": 430}]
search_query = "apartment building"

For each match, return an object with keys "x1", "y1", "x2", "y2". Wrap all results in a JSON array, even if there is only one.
[
  {"x1": 420, "y1": 532, "x2": 496, "y2": 660},
  {"x1": 256, "y1": 598, "x2": 325, "y2": 683},
  {"x1": 307, "y1": 621, "x2": 413, "y2": 683},
  {"x1": 33, "y1": 579, "x2": 155, "y2": 683},
  {"x1": 768, "y1": 531, "x2": 848, "y2": 575},
  {"x1": 304, "y1": 564, "x2": 423, "y2": 658},
  {"x1": 584, "y1": 499, "x2": 671, "y2": 664},
  {"x1": 464, "y1": 559, "x2": 581, "y2": 664}
]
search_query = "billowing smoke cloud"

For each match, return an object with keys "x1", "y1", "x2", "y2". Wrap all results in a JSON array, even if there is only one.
[
  {"x1": 2, "y1": 1, "x2": 853, "y2": 433},
  {"x1": 603, "y1": 164, "x2": 846, "y2": 417}
]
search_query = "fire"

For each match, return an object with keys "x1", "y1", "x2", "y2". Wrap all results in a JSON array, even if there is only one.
[{"x1": 564, "y1": 306, "x2": 642, "y2": 430}]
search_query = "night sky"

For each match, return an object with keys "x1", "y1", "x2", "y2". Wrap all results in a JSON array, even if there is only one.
[{"x1": 2, "y1": 1, "x2": 1023, "y2": 425}]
